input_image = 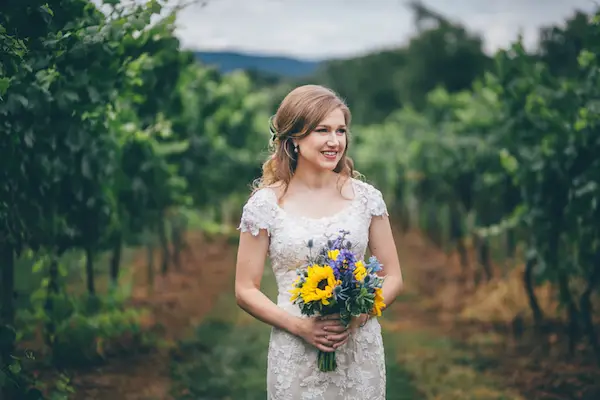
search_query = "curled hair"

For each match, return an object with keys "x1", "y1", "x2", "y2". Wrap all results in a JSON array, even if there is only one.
[{"x1": 253, "y1": 85, "x2": 360, "y2": 195}]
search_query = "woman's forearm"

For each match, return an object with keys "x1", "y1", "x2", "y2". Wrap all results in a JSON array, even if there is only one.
[
  {"x1": 381, "y1": 274, "x2": 404, "y2": 312},
  {"x1": 356, "y1": 275, "x2": 403, "y2": 327},
  {"x1": 236, "y1": 286, "x2": 302, "y2": 335}
]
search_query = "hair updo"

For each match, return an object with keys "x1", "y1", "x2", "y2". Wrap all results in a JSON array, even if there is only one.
[{"x1": 253, "y1": 84, "x2": 359, "y2": 193}]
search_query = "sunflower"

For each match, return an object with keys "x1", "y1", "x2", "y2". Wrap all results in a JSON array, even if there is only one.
[
  {"x1": 327, "y1": 249, "x2": 340, "y2": 261},
  {"x1": 353, "y1": 260, "x2": 367, "y2": 281},
  {"x1": 289, "y1": 276, "x2": 302, "y2": 302},
  {"x1": 301, "y1": 264, "x2": 340, "y2": 306},
  {"x1": 370, "y1": 288, "x2": 386, "y2": 317}
]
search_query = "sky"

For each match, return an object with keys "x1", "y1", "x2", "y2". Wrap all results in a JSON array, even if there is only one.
[{"x1": 169, "y1": 0, "x2": 598, "y2": 60}]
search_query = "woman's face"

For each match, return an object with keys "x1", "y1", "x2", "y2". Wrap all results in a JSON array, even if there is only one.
[{"x1": 295, "y1": 108, "x2": 347, "y2": 172}]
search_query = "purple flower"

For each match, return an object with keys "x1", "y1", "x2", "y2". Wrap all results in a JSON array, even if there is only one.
[{"x1": 340, "y1": 249, "x2": 357, "y2": 264}]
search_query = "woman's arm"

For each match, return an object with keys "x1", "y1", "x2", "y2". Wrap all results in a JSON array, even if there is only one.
[
  {"x1": 235, "y1": 229, "x2": 301, "y2": 335},
  {"x1": 368, "y1": 214, "x2": 404, "y2": 312},
  {"x1": 351, "y1": 213, "x2": 403, "y2": 329},
  {"x1": 235, "y1": 229, "x2": 348, "y2": 352}
]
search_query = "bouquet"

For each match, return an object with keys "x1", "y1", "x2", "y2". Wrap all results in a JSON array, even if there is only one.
[{"x1": 289, "y1": 230, "x2": 386, "y2": 372}]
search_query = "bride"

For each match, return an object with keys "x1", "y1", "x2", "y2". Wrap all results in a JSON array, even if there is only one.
[{"x1": 235, "y1": 84, "x2": 404, "y2": 399}]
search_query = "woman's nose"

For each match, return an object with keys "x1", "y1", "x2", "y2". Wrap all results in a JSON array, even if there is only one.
[{"x1": 327, "y1": 132, "x2": 339, "y2": 145}]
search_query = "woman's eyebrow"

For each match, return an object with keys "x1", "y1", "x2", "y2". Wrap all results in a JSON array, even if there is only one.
[{"x1": 316, "y1": 124, "x2": 347, "y2": 128}]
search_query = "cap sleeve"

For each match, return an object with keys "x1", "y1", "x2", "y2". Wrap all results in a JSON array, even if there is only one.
[
  {"x1": 238, "y1": 188, "x2": 278, "y2": 236},
  {"x1": 368, "y1": 185, "x2": 388, "y2": 217},
  {"x1": 355, "y1": 179, "x2": 389, "y2": 217}
]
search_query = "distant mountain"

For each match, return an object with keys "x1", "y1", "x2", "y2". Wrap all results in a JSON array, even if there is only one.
[{"x1": 193, "y1": 51, "x2": 322, "y2": 78}]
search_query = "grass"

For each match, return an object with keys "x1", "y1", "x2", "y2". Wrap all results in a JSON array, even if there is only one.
[
  {"x1": 169, "y1": 261, "x2": 423, "y2": 399},
  {"x1": 382, "y1": 327, "x2": 524, "y2": 400},
  {"x1": 167, "y1": 228, "x2": 527, "y2": 400},
  {"x1": 12, "y1": 221, "x2": 587, "y2": 399},
  {"x1": 169, "y1": 319, "x2": 271, "y2": 400},
  {"x1": 168, "y1": 263, "x2": 275, "y2": 400}
]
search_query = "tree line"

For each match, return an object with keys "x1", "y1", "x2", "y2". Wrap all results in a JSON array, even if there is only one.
[{"x1": 349, "y1": 7, "x2": 600, "y2": 364}]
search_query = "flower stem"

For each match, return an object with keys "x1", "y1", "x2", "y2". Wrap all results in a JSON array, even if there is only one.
[{"x1": 317, "y1": 350, "x2": 337, "y2": 372}]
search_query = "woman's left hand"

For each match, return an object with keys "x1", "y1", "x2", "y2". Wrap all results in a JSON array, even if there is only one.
[
  {"x1": 349, "y1": 313, "x2": 369, "y2": 332},
  {"x1": 327, "y1": 314, "x2": 369, "y2": 349}
]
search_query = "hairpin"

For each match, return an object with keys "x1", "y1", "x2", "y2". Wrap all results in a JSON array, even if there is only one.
[{"x1": 268, "y1": 115, "x2": 277, "y2": 142}]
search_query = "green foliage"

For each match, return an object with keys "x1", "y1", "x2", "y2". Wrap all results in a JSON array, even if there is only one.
[
  {"x1": 2, "y1": 0, "x2": 598, "y2": 396},
  {"x1": 18, "y1": 256, "x2": 153, "y2": 368},
  {"x1": 52, "y1": 307, "x2": 152, "y2": 367},
  {"x1": 0, "y1": 0, "x2": 270, "y2": 396},
  {"x1": 353, "y1": 6, "x2": 600, "y2": 354},
  {"x1": 175, "y1": 67, "x2": 268, "y2": 208},
  {"x1": 0, "y1": 0, "x2": 266, "y2": 257},
  {"x1": 170, "y1": 320, "x2": 270, "y2": 400}
]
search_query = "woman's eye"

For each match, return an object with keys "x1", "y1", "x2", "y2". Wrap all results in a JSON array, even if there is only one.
[{"x1": 314, "y1": 128, "x2": 346, "y2": 134}]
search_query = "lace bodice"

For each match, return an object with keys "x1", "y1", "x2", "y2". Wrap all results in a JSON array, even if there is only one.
[{"x1": 238, "y1": 178, "x2": 388, "y2": 400}]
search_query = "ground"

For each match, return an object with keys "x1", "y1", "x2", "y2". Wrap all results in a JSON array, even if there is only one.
[
  {"x1": 70, "y1": 232, "x2": 236, "y2": 400},
  {"x1": 64, "y1": 229, "x2": 600, "y2": 400}
]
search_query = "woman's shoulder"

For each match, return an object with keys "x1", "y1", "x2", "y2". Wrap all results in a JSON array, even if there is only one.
[
  {"x1": 244, "y1": 182, "x2": 285, "y2": 209},
  {"x1": 350, "y1": 177, "x2": 388, "y2": 217},
  {"x1": 238, "y1": 183, "x2": 282, "y2": 236},
  {"x1": 249, "y1": 181, "x2": 284, "y2": 201},
  {"x1": 351, "y1": 176, "x2": 383, "y2": 197}
]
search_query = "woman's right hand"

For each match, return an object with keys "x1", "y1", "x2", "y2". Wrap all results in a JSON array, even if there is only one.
[{"x1": 294, "y1": 314, "x2": 349, "y2": 352}]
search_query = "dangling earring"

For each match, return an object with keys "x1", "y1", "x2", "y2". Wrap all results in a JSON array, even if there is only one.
[{"x1": 294, "y1": 144, "x2": 298, "y2": 153}]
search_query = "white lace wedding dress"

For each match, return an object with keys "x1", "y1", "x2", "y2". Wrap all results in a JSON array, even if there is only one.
[{"x1": 238, "y1": 178, "x2": 388, "y2": 400}]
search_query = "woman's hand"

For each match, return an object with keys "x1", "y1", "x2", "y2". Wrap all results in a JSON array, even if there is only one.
[
  {"x1": 295, "y1": 314, "x2": 350, "y2": 352},
  {"x1": 349, "y1": 313, "x2": 370, "y2": 333}
]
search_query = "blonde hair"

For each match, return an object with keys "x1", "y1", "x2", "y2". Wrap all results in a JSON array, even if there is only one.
[{"x1": 252, "y1": 84, "x2": 360, "y2": 194}]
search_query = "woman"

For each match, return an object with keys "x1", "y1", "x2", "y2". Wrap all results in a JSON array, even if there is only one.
[{"x1": 235, "y1": 84, "x2": 403, "y2": 399}]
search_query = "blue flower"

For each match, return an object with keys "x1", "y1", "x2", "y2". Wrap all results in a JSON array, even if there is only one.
[{"x1": 366, "y1": 256, "x2": 383, "y2": 273}]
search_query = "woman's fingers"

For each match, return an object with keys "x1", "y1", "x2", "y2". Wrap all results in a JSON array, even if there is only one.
[
  {"x1": 334, "y1": 336, "x2": 349, "y2": 349},
  {"x1": 327, "y1": 331, "x2": 349, "y2": 343},
  {"x1": 308, "y1": 315, "x2": 352, "y2": 352},
  {"x1": 316, "y1": 343, "x2": 336, "y2": 352},
  {"x1": 317, "y1": 331, "x2": 349, "y2": 347},
  {"x1": 319, "y1": 323, "x2": 346, "y2": 333},
  {"x1": 316, "y1": 329, "x2": 329, "y2": 337},
  {"x1": 311, "y1": 315, "x2": 354, "y2": 352},
  {"x1": 317, "y1": 331, "x2": 346, "y2": 344},
  {"x1": 316, "y1": 326, "x2": 343, "y2": 337},
  {"x1": 316, "y1": 336, "x2": 338, "y2": 350},
  {"x1": 314, "y1": 330, "x2": 351, "y2": 351},
  {"x1": 316, "y1": 336, "x2": 331, "y2": 345}
]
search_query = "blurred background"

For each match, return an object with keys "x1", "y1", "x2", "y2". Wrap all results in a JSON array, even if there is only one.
[{"x1": 1, "y1": 0, "x2": 600, "y2": 399}]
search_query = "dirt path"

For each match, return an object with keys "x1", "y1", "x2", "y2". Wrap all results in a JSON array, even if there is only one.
[
  {"x1": 71, "y1": 232, "x2": 237, "y2": 400},
  {"x1": 67, "y1": 229, "x2": 511, "y2": 400},
  {"x1": 388, "y1": 229, "x2": 600, "y2": 400},
  {"x1": 67, "y1": 228, "x2": 600, "y2": 400}
]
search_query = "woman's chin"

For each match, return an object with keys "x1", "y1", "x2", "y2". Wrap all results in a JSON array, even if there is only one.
[
  {"x1": 318, "y1": 159, "x2": 341, "y2": 171},
  {"x1": 301, "y1": 156, "x2": 342, "y2": 172}
]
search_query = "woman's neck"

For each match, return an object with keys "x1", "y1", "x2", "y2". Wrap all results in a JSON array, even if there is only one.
[{"x1": 291, "y1": 160, "x2": 337, "y2": 190}]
